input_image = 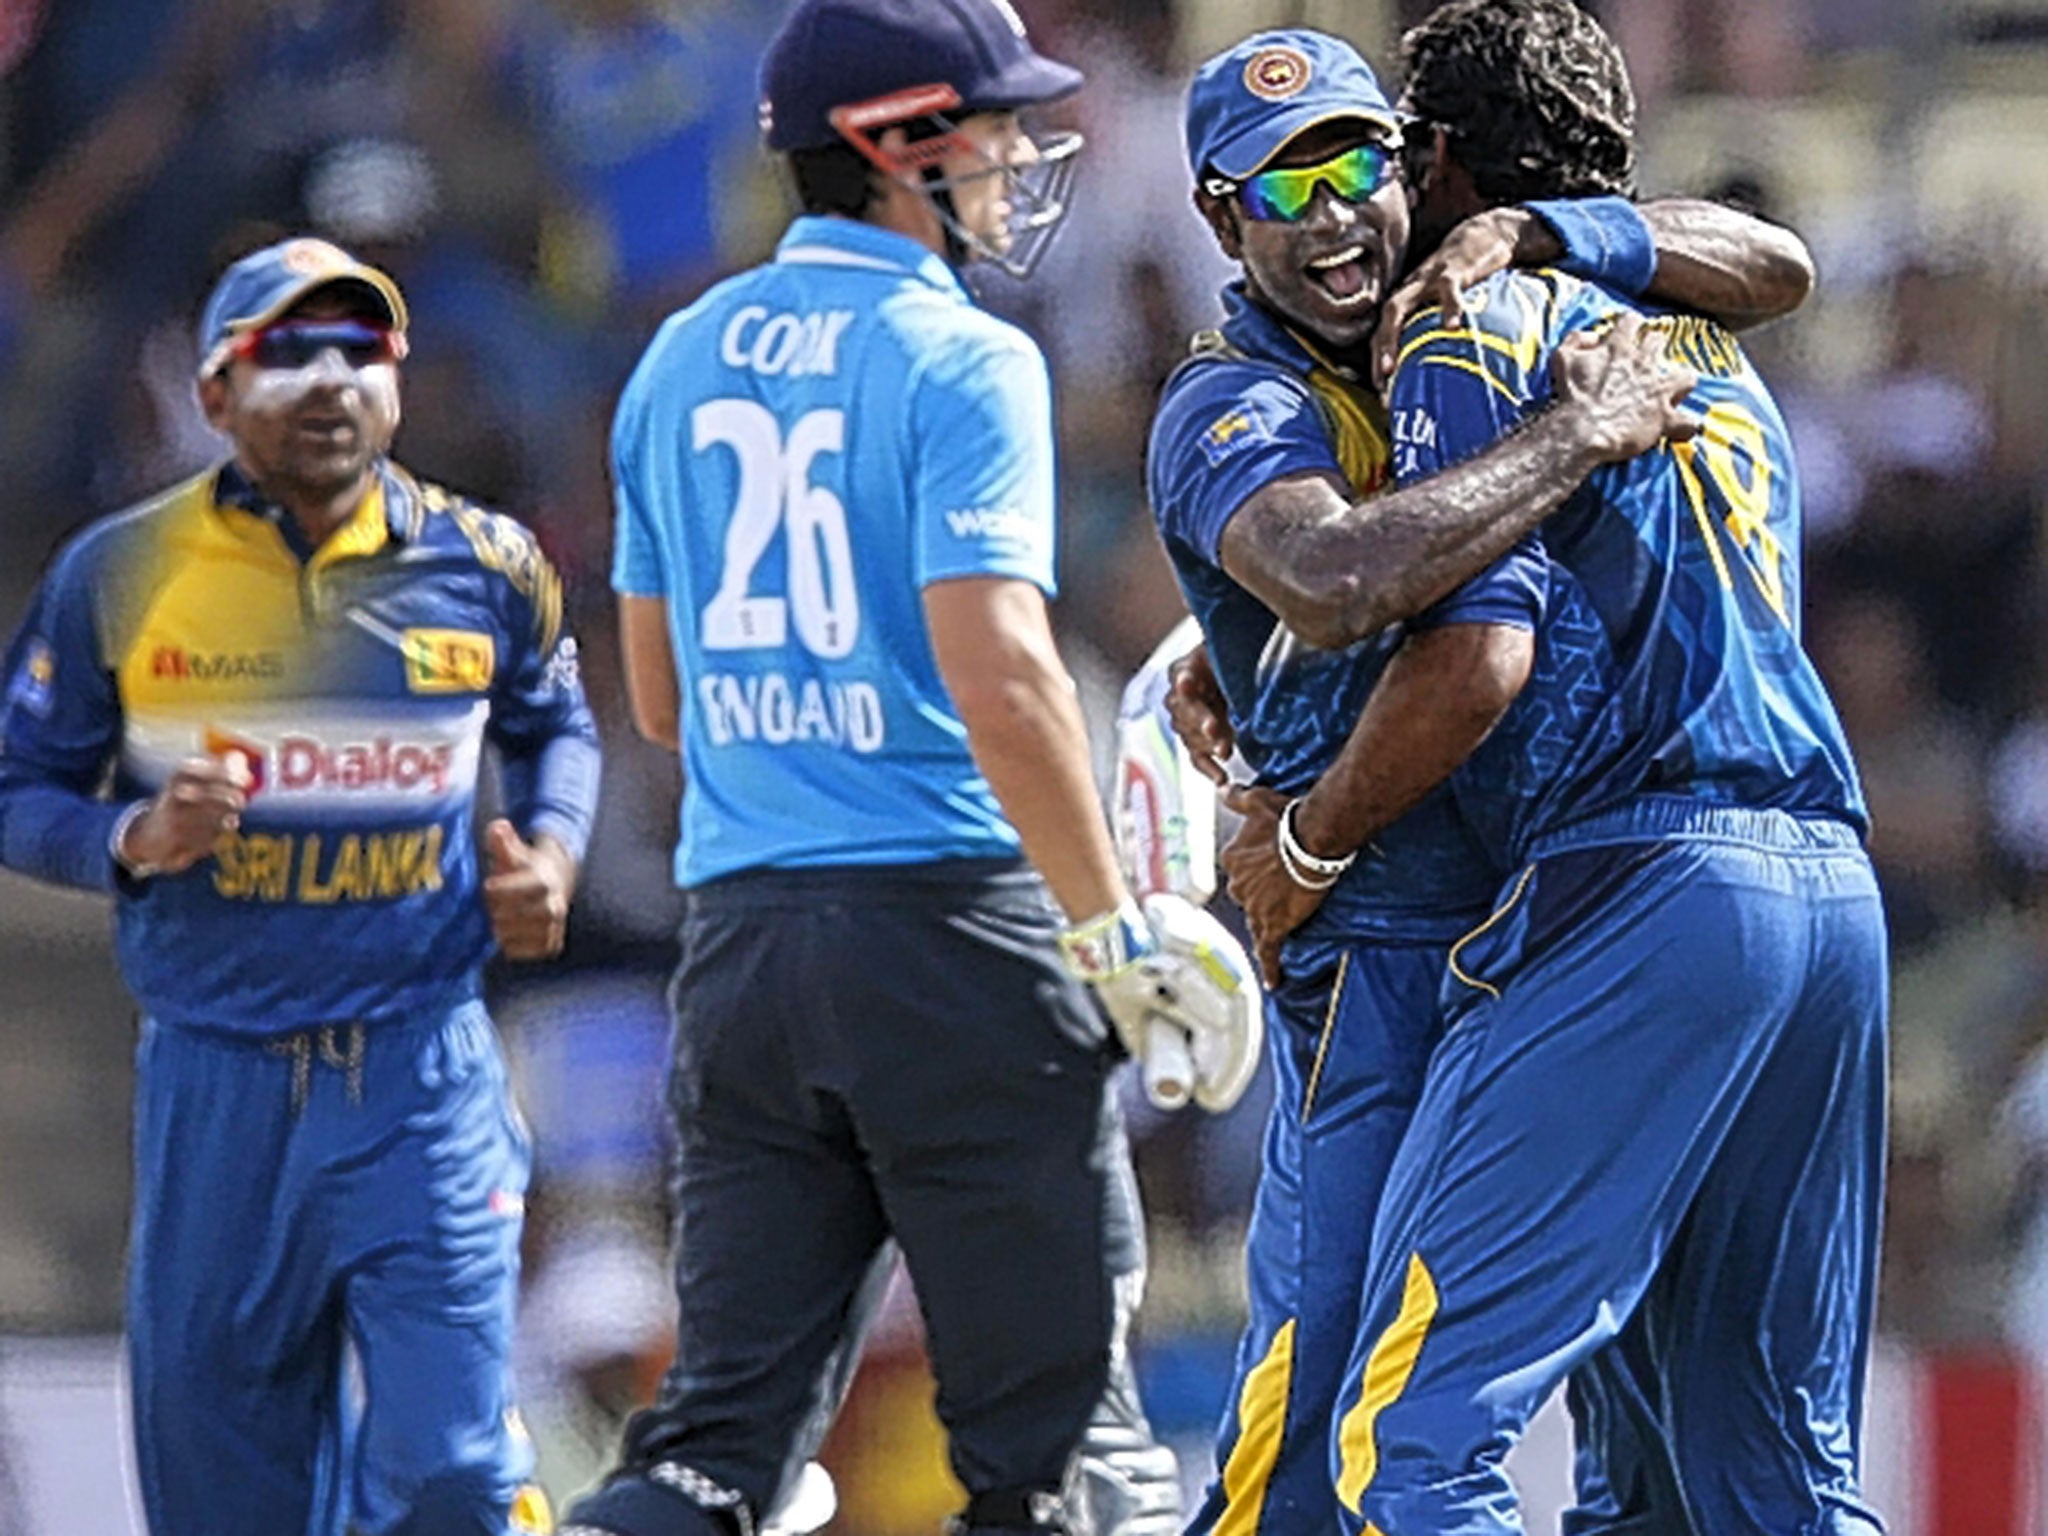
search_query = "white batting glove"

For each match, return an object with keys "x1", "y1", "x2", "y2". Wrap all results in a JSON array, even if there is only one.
[{"x1": 1059, "y1": 894, "x2": 1263, "y2": 1113}]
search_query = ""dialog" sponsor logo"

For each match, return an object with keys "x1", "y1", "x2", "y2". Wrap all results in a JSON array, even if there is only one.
[{"x1": 277, "y1": 735, "x2": 454, "y2": 795}]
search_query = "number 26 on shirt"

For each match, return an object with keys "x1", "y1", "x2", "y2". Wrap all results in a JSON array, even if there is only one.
[{"x1": 694, "y1": 399, "x2": 860, "y2": 659}]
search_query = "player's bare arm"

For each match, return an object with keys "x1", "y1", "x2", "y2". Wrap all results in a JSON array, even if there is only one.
[
  {"x1": 924, "y1": 575, "x2": 1128, "y2": 924},
  {"x1": 1371, "y1": 199, "x2": 1814, "y2": 383},
  {"x1": 925, "y1": 575, "x2": 1261, "y2": 1111},
  {"x1": 1220, "y1": 621, "x2": 1533, "y2": 982},
  {"x1": 618, "y1": 593, "x2": 680, "y2": 751},
  {"x1": 1220, "y1": 311, "x2": 1696, "y2": 650},
  {"x1": 1635, "y1": 200, "x2": 1815, "y2": 328}
]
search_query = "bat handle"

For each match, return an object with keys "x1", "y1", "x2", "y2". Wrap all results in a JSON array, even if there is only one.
[{"x1": 1141, "y1": 1015, "x2": 1193, "y2": 1110}]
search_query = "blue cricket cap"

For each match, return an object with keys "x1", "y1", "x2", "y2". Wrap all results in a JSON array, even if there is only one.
[
  {"x1": 197, "y1": 237, "x2": 408, "y2": 377},
  {"x1": 760, "y1": 0, "x2": 1081, "y2": 153},
  {"x1": 1186, "y1": 30, "x2": 1401, "y2": 182}
]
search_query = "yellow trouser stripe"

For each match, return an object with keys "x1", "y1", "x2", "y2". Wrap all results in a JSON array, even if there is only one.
[
  {"x1": 1215, "y1": 1318, "x2": 1297, "y2": 1536},
  {"x1": 1335, "y1": 1253, "x2": 1440, "y2": 1513}
]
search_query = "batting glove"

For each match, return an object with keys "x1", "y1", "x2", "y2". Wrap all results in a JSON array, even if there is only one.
[{"x1": 1059, "y1": 894, "x2": 1263, "y2": 1113}]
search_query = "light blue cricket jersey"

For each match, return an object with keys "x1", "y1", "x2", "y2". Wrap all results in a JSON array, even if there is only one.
[{"x1": 612, "y1": 216, "x2": 1058, "y2": 887}]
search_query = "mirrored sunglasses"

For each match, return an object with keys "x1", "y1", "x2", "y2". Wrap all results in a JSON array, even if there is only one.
[
  {"x1": 1216, "y1": 142, "x2": 1399, "y2": 223},
  {"x1": 233, "y1": 319, "x2": 403, "y2": 371}
]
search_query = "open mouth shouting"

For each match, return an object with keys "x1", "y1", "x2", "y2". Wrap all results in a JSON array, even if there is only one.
[{"x1": 1306, "y1": 243, "x2": 1378, "y2": 307}]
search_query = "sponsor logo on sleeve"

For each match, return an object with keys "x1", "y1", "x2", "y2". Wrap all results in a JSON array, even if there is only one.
[
  {"x1": 542, "y1": 635, "x2": 581, "y2": 695},
  {"x1": 942, "y1": 506, "x2": 1039, "y2": 544}
]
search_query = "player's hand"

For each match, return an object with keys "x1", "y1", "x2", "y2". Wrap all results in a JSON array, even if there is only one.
[
  {"x1": 120, "y1": 755, "x2": 249, "y2": 875},
  {"x1": 1165, "y1": 642, "x2": 1233, "y2": 787},
  {"x1": 1060, "y1": 894, "x2": 1263, "y2": 1113},
  {"x1": 1220, "y1": 784, "x2": 1330, "y2": 987},
  {"x1": 1371, "y1": 206, "x2": 1533, "y2": 389},
  {"x1": 483, "y1": 819, "x2": 576, "y2": 960},
  {"x1": 1551, "y1": 311, "x2": 1701, "y2": 462}
]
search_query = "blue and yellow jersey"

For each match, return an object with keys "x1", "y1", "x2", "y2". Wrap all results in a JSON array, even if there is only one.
[
  {"x1": 0, "y1": 461, "x2": 600, "y2": 1034},
  {"x1": 1148, "y1": 284, "x2": 1539, "y2": 943},
  {"x1": 1386, "y1": 269, "x2": 1867, "y2": 864},
  {"x1": 613, "y1": 216, "x2": 1065, "y2": 887}
]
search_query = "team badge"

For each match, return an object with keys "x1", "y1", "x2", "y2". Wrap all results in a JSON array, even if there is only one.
[
  {"x1": 278, "y1": 237, "x2": 353, "y2": 277},
  {"x1": 1243, "y1": 45, "x2": 1312, "y2": 101},
  {"x1": 6, "y1": 638, "x2": 54, "y2": 717}
]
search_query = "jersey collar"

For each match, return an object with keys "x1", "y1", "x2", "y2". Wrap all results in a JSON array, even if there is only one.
[
  {"x1": 212, "y1": 459, "x2": 410, "y2": 565},
  {"x1": 775, "y1": 216, "x2": 968, "y2": 300},
  {"x1": 1218, "y1": 282, "x2": 1371, "y2": 386}
]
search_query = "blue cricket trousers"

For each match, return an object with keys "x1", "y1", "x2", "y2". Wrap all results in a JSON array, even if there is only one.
[
  {"x1": 1188, "y1": 938, "x2": 1688, "y2": 1536},
  {"x1": 1338, "y1": 802, "x2": 1888, "y2": 1536},
  {"x1": 127, "y1": 1001, "x2": 533, "y2": 1536}
]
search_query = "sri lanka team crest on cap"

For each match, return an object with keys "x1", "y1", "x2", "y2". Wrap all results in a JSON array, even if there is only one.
[
  {"x1": 1244, "y1": 44, "x2": 1312, "y2": 100},
  {"x1": 277, "y1": 238, "x2": 357, "y2": 277}
]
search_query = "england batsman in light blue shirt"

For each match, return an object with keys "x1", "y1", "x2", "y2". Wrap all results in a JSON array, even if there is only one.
[{"x1": 612, "y1": 214, "x2": 1057, "y2": 884}]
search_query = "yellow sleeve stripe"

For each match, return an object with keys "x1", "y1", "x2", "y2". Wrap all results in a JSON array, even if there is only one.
[
  {"x1": 1214, "y1": 1318, "x2": 1297, "y2": 1536},
  {"x1": 1411, "y1": 354, "x2": 1523, "y2": 407},
  {"x1": 1336, "y1": 1253, "x2": 1441, "y2": 1513}
]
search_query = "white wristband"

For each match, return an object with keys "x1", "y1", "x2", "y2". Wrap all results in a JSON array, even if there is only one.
[
  {"x1": 109, "y1": 800, "x2": 162, "y2": 880},
  {"x1": 1277, "y1": 799, "x2": 1354, "y2": 892}
]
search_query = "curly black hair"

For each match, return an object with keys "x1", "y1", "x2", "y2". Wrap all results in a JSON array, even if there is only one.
[{"x1": 1401, "y1": 0, "x2": 1637, "y2": 202}]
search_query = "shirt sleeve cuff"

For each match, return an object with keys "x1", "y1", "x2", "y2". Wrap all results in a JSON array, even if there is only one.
[{"x1": 1525, "y1": 196, "x2": 1657, "y2": 297}]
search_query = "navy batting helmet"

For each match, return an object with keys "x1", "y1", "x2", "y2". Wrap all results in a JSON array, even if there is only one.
[
  {"x1": 759, "y1": 0, "x2": 1081, "y2": 153},
  {"x1": 759, "y1": 0, "x2": 1085, "y2": 279}
]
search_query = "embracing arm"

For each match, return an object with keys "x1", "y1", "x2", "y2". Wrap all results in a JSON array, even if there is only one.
[
  {"x1": 1292, "y1": 621, "x2": 1531, "y2": 858},
  {"x1": 1637, "y1": 200, "x2": 1815, "y2": 327},
  {"x1": 1221, "y1": 311, "x2": 1694, "y2": 648},
  {"x1": 1371, "y1": 198, "x2": 1814, "y2": 383},
  {"x1": 1517, "y1": 196, "x2": 1815, "y2": 328},
  {"x1": 1220, "y1": 620, "x2": 1533, "y2": 981}
]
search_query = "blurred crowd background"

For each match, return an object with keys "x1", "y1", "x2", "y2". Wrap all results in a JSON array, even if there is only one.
[{"x1": 1, "y1": 0, "x2": 2047, "y2": 1529}]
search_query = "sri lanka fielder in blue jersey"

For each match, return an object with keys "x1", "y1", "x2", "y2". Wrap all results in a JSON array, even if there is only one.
[
  {"x1": 0, "y1": 239, "x2": 601, "y2": 1535},
  {"x1": 1215, "y1": 4, "x2": 1885, "y2": 1531},
  {"x1": 1148, "y1": 25, "x2": 1815, "y2": 1536},
  {"x1": 558, "y1": 5, "x2": 1261, "y2": 1536}
]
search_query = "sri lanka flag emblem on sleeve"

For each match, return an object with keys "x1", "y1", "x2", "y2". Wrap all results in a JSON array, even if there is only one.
[{"x1": 7, "y1": 639, "x2": 54, "y2": 717}]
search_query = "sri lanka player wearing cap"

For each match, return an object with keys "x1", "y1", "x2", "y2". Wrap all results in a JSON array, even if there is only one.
[
  {"x1": 1150, "y1": 24, "x2": 1817, "y2": 1536},
  {"x1": 0, "y1": 236, "x2": 598, "y2": 1536}
]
